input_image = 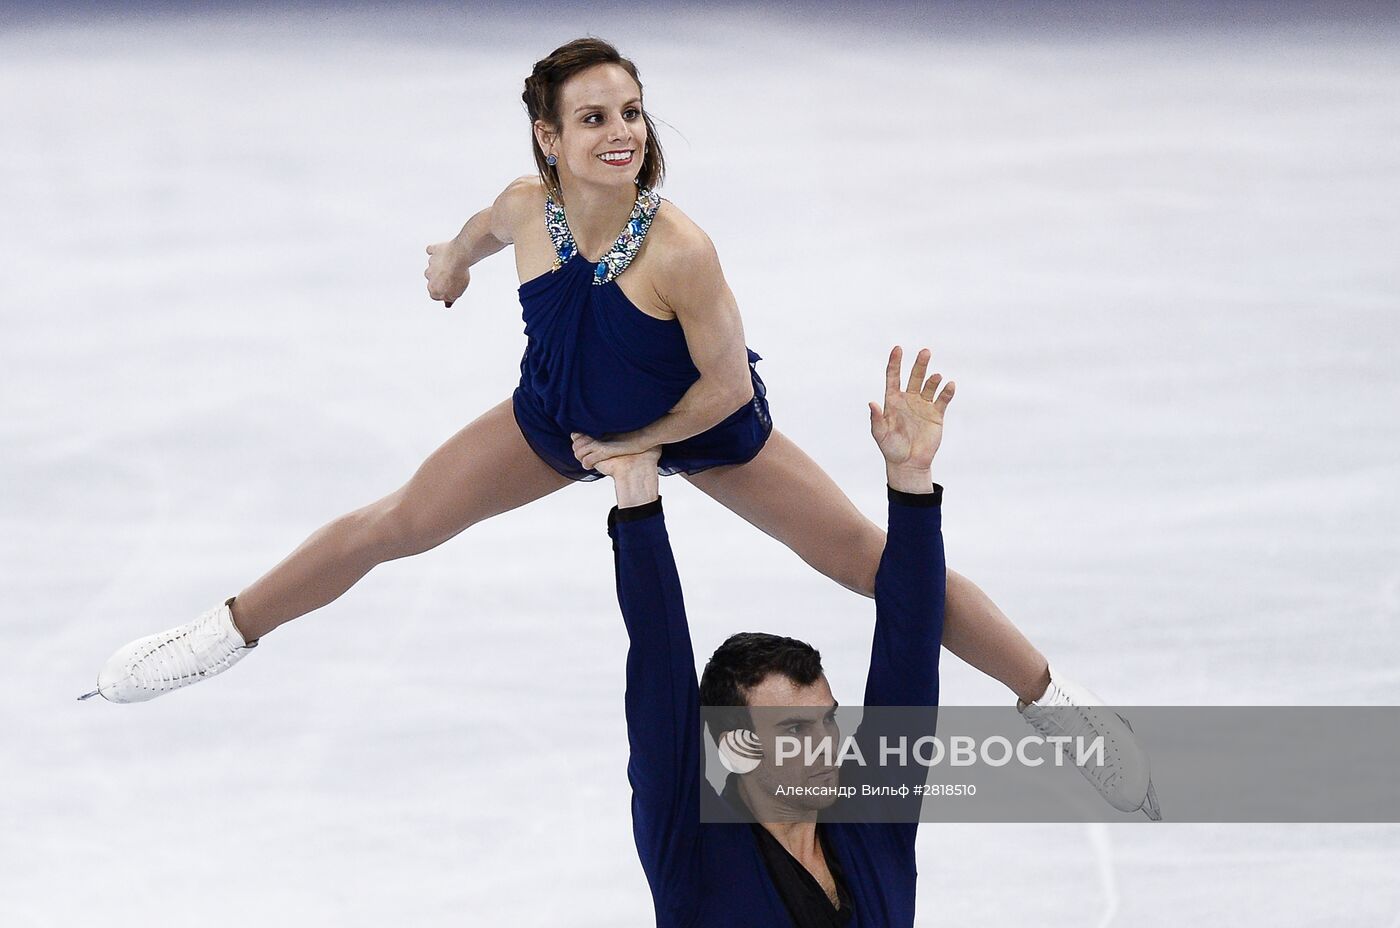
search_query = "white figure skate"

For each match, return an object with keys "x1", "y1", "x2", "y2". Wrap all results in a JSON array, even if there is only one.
[
  {"x1": 79, "y1": 597, "x2": 258, "y2": 703},
  {"x1": 1018, "y1": 667, "x2": 1162, "y2": 821}
]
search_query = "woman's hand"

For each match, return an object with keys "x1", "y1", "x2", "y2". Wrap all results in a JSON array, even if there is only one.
[
  {"x1": 869, "y1": 346, "x2": 956, "y2": 491},
  {"x1": 591, "y1": 445, "x2": 662, "y2": 479},
  {"x1": 570, "y1": 431, "x2": 657, "y2": 472},
  {"x1": 424, "y1": 239, "x2": 472, "y2": 308},
  {"x1": 592, "y1": 446, "x2": 663, "y2": 508}
]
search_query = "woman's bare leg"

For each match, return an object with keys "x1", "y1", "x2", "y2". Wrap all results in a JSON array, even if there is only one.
[
  {"x1": 230, "y1": 397, "x2": 572, "y2": 640},
  {"x1": 683, "y1": 429, "x2": 1051, "y2": 703}
]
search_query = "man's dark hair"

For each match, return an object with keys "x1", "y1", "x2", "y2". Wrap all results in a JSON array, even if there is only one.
[{"x1": 699, "y1": 632, "x2": 824, "y2": 741}]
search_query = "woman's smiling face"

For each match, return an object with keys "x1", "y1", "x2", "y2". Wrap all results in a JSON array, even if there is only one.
[{"x1": 538, "y1": 62, "x2": 648, "y2": 192}]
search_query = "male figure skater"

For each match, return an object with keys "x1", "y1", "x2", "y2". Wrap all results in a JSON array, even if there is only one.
[{"x1": 595, "y1": 346, "x2": 952, "y2": 927}]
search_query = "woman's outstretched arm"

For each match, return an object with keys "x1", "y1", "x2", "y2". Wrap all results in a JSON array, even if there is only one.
[{"x1": 423, "y1": 175, "x2": 535, "y2": 307}]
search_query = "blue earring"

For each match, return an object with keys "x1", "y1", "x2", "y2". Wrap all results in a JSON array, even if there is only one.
[{"x1": 546, "y1": 154, "x2": 557, "y2": 166}]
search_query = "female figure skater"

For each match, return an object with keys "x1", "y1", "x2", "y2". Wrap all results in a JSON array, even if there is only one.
[{"x1": 85, "y1": 38, "x2": 1156, "y2": 817}]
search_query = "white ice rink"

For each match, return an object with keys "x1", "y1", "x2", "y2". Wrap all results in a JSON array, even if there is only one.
[{"x1": 3, "y1": 2, "x2": 1398, "y2": 924}]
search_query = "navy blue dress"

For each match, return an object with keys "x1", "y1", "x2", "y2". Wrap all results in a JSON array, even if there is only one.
[{"x1": 512, "y1": 187, "x2": 772, "y2": 481}]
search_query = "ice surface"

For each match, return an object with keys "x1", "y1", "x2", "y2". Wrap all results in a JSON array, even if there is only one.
[{"x1": 3, "y1": 3, "x2": 1397, "y2": 925}]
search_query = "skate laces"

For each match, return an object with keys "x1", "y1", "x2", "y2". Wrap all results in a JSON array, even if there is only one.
[
  {"x1": 1025, "y1": 683, "x2": 1123, "y2": 792},
  {"x1": 127, "y1": 609, "x2": 243, "y2": 694},
  {"x1": 1019, "y1": 673, "x2": 1160, "y2": 819},
  {"x1": 1059, "y1": 705, "x2": 1122, "y2": 792}
]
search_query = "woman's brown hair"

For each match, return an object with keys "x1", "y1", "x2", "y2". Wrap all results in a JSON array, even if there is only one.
[{"x1": 522, "y1": 37, "x2": 666, "y2": 201}]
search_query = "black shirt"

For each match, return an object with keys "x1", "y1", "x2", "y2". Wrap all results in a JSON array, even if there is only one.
[
  {"x1": 719, "y1": 773, "x2": 856, "y2": 926},
  {"x1": 749, "y1": 821, "x2": 855, "y2": 927}
]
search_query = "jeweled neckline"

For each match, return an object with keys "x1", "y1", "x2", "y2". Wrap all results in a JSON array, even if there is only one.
[{"x1": 544, "y1": 187, "x2": 662, "y2": 286}]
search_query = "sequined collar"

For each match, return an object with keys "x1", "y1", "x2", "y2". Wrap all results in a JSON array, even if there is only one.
[{"x1": 544, "y1": 187, "x2": 662, "y2": 285}]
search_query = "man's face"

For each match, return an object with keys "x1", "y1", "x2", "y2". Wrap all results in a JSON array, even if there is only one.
[{"x1": 741, "y1": 673, "x2": 842, "y2": 815}]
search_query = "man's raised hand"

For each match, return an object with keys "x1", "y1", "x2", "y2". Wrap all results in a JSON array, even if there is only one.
[{"x1": 869, "y1": 346, "x2": 956, "y2": 484}]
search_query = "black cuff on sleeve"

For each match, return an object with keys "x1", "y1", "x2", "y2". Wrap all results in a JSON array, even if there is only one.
[
  {"x1": 608, "y1": 496, "x2": 664, "y2": 529},
  {"x1": 888, "y1": 484, "x2": 943, "y2": 507}
]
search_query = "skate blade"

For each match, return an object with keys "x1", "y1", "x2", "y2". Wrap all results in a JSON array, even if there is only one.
[{"x1": 1141, "y1": 781, "x2": 1163, "y2": 822}]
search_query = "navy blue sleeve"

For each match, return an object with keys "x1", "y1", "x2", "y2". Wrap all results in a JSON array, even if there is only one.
[
  {"x1": 862, "y1": 484, "x2": 947, "y2": 709},
  {"x1": 608, "y1": 499, "x2": 702, "y2": 922},
  {"x1": 843, "y1": 486, "x2": 946, "y2": 847}
]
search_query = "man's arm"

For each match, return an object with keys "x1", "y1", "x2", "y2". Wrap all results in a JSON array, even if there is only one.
[
  {"x1": 834, "y1": 348, "x2": 954, "y2": 837},
  {"x1": 862, "y1": 345, "x2": 955, "y2": 709},
  {"x1": 601, "y1": 451, "x2": 703, "y2": 919},
  {"x1": 863, "y1": 484, "x2": 946, "y2": 708}
]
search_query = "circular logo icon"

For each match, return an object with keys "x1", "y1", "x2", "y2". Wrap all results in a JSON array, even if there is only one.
[{"x1": 718, "y1": 729, "x2": 763, "y2": 775}]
